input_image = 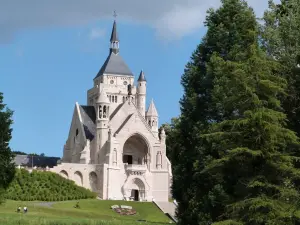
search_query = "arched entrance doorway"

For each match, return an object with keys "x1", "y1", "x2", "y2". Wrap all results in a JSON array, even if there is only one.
[
  {"x1": 123, "y1": 134, "x2": 149, "y2": 166},
  {"x1": 123, "y1": 177, "x2": 146, "y2": 201}
]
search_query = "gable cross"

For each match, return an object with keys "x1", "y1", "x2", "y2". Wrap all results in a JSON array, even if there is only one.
[{"x1": 113, "y1": 10, "x2": 117, "y2": 19}]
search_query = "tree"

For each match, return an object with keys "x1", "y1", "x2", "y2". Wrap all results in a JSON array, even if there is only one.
[
  {"x1": 201, "y1": 35, "x2": 300, "y2": 224},
  {"x1": 0, "y1": 92, "x2": 15, "y2": 203},
  {"x1": 172, "y1": 0, "x2": 268, "y2": 224},
  {"x1": 159, "y1": 117, "x2": 181, "y2": 159},
  {"x1": 172, "y1": 0, "x2": 300, "y2": 224},
  {"x1": 261, "y1": 0, "x2": 300, "y2": 136},
  {"x1": 12, "y1": 151, "x2": 27, "y2": 155}
]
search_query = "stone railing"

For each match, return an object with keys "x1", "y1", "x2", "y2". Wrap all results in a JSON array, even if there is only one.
[{"x1": 125, "y1": 164, "x2": 147, "y2": 174}]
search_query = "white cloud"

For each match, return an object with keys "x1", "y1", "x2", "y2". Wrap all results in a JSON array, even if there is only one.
[
  {"x1": 0, "y1": 0, "x2": 279, "y2": 44},
  {"x1": 89, "y1": 28, "x2": 106, "y2": 40}
]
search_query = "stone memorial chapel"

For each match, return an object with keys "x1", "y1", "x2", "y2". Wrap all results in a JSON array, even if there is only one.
[{"x1": 51, "y1": 19, "x2": 172, "y2": 202}]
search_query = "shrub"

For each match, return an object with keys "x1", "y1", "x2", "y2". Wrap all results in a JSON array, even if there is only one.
[{"x1": 5, "y1": 169, "x2": 97, "y2": 201}]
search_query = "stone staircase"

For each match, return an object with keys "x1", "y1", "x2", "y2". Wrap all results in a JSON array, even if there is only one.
[{"x1": 153, "y1": 201, "x2": 177, "y2": 223}]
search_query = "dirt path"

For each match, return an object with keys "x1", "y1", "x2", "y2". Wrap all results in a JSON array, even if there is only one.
[{"x1": 34, "y1": 202, "x2": 55, "y2": 207}]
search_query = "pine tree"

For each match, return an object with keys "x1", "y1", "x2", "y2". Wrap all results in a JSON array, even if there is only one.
[
  {"x1": 171, "y1": 0, "x2": 297, "y2": 225},
  {"x1": 0, "y1": 92, "x2": 15, "y2": 203},
  {"x1": 261, "y1": 0, "x2": 300, "y2": 136},
  {"x1": 201, "y1": 43, "x2": 300, "y2": 224}
]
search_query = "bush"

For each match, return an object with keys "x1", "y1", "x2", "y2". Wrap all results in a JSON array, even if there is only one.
[{"x1": 5, "y1": 169, "x2": 97, "y2": 201}]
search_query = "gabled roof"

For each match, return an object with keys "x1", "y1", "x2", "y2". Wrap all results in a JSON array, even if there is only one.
[
  {"x1": 94, "y1": 52, "x2": 133, "y2": 79},
  {"x1": 109, "y1": 99, "x2": 157, "y2": 139},
  {"x1": 79, "y1": 105, "x2": 96, "y2": 141}
]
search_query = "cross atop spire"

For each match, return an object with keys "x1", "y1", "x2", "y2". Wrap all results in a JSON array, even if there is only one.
[{"x1": 113, "y1": 10, "x2": 117, "y2": 19}]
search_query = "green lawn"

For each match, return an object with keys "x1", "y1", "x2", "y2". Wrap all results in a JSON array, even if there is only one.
[{"x1": 0, "y1": 199, "x2": 172, "y2": 225}]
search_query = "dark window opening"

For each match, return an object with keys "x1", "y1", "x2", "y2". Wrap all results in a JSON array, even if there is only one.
[{"x1": 123, "y1": 155, "x2": 133, "y2": 164}]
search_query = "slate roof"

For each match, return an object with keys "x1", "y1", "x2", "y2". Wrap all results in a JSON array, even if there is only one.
[
  {"x1": 110, "y1": 20, "x2": 119, "y2": 42},
  {"x1": 13, "y1": 155, "x2": 60, "y2": 168},
  {"x1": 79, "y1": 105, "x2": 96, "y2": 141},
  {"x1": 94, "y1": 52, "x2": 134, "y2": 79},
  {"x1": 138, "y1": 70, "x2": 146, "y2": 82}
]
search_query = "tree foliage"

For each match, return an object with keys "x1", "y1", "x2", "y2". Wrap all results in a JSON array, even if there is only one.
[
  {"x1": 261, "y1": 0, "x2": 300, "y2": 136},
  {"x1": 5, "y1": 169, "x2": 97, "y2": 201},
  {"x1": 171, "y1": 0, "x2": 300, "y2": 224},
  {"x1": 0, "y1": 92, "x2": 15, "y2": 203},
  {"x1": 159, "y1": 117, "x2": 181, "y2": 160}
]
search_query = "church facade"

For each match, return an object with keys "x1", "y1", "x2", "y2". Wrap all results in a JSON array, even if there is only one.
[{"x1": 51, "y1": 20, "x2": 172, "y2": 202}]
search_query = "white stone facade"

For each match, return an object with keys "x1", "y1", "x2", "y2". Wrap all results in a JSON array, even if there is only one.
[{"x1": 51, "y1": 20, "x2": 172, "y2": 202}]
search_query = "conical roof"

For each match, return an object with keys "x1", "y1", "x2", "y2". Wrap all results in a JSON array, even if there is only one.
[
  {"x1": 138, "y1": 70, "x2": 146, "y2": 82},
  {"x1": 146, "y1": 99, "x2": 158, "y2": 117},
  {"x1": 97, "y1": 88, "x2": 110, "y2": 104}
]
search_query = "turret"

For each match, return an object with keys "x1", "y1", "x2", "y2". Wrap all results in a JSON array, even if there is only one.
[
  {"x1": 137, "y1": 70, "x2": 146, "y2": 117},
  {"x1": 95, "y1": 87, "x2": 110, "y2": 164},
  {"x1": 146, "y1": 99, "x2": 158, "y2": 138}
]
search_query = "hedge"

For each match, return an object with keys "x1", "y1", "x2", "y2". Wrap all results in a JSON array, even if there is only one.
[{"x1": 5, "y1": 169, "x2": 97, "y2": 201}]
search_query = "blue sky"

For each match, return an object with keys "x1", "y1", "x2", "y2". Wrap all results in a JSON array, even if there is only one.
[{"x1": 0, "y1": 0, "x2": 273, "y2": 157}]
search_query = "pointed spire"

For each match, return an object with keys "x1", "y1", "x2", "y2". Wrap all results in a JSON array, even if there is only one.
[
  {"x1": 110, "y1": 12, "x2": 119, "y2": 54},
  {"x1": 97, "y1": 88, "x2": 110, "y2": 104},
  {"x1": 146, "y1": 99, "x2": 158, "y2": 117},
  {"x1": 138, "y1": 70, "x2": 147, "y2": 82},
  {"x1": 110, "y1": 20, "x2": 119, "y2": 43}
]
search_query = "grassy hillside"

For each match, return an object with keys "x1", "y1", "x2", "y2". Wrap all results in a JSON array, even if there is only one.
[
  {"x1": 5, "y1": 169, "x2": 96, "y2": 201},
  {"x1": 0, "y1": 199, "x2": 171, "y2": 225}
]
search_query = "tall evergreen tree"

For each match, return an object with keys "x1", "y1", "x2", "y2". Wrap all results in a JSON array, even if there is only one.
[
  {"x1": 261, "y1": 0, "x2": 300, "y2": 136},
  {"x1": 0, "y1": 92, "x2": 15, "y2": 203},
  {"x1": 172, "y1": 0, "x2": 269, "y2": 224},
  {"x1": 201, "y1": 36, "x2": 300, "y2": 224}
]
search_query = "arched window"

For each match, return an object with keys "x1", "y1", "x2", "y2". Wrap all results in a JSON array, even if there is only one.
[
  {"x1": 148, "y1": 120, "x2": 151, "y2": 126},
  {"x1": 103, "y1": 105, "x2": 107, "y2": 118},
  {"x1": 152, "y1": 120, "x2": 155, "y2": 126},
  {"x1": 109, "y1": 95, "x2": 111, "y2": 102},
  {"x1": 112, "y1": 96, "x2": 115, "y2": 103},
  {"x1": 115, "y1": 96, "x2": 118, "y2": 103},
  {"x1": 99, "y1": 105, "x2": 102, "y2": 118},
  {"x1": 123, "y1": 96, "x2": 125, "y2": 102}
]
